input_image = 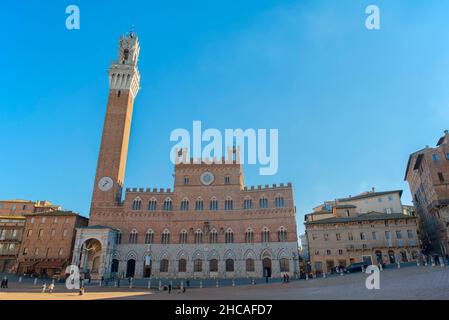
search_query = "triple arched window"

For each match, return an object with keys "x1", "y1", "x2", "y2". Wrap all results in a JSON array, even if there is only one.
[
  {"x1": 209, "y1": 229, "x2": 218, "y2": 244},
  {"x1": 145, "y1": 229, "x2": 154, "y2": 244},
  {"x1": 259, "y1": 197, "x2": 268, "y2": 209},
  {"x1": 129, "y1": 229, "x2": 138, "y2": 244},
  {"x1": 261, "y1": 227, "x2": 270, "y2": 243},
  {"x1": 210, "y1": 197, "x2": 218, "y2": 211},
  {"x1": 225, "y1": 229, "x2": 234, "y2": 244},
  {"x1": 132, "y1": 198, "x2": 142, "y2": 211},
  {"x1": 161, "y1": 229, "x2": 170, "y2": 244},
  {"x1": 180, "y1": 199, "x2": 189, "y2": 211},
  {"x1": 195, "y1": 198, "x2": 204, "y2": 211},
  {"x1": 148, "y1": 198, "x2": 157, "y2": 211},
  {"x1": 163, "y1": 198, "x2": 173, "y2": 211},
  {"x1": 245, "y1": 228, "x2": 254, "y2": 244},
  {"x1": 179, "y1": 229, "x2": 188, "y2": 244},
  {"x1": 275, "y1": 196, "x2": 285, "y2": 208},
  {"x1": 243, "y1": 197, "x2": 252, "y2": 209},
  {"x1": 278, "y1": 227, "x2": 287, "y2": 242},
  {"x1": 194, "y1": 230, "x2": 203, "y2": 244},
  {"x1": 224, "y1": 197, "x2": 233, "y2": 211}
]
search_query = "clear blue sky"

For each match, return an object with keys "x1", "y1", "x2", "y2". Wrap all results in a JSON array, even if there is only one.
[{"x1": 1, "y1": 1, "x2": 449, "y2": 236}]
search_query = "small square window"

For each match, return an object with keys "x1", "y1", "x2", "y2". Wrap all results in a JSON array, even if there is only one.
[{"x1": 432, "y1": 154, "x2": 440, "y2": 162}]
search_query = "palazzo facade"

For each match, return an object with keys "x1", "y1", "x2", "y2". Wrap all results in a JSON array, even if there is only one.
[{"x1": 72, "y1": 32, "x2": 299, "y2": 280}]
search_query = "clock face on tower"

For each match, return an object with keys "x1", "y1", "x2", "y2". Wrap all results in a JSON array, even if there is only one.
[
  {"x1": 200, "y1": 172, "x2": 215, "y2": 186},
  {"x1": 98, "y1": 177, "x2": 114, "y2": 192}
]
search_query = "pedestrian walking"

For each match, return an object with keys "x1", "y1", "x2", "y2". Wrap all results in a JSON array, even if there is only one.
[
  {"x1": 48, "y1": 283, "x2": 55, "y2": 293},
  {"x1": 3, "y1": 277, "x2": 8, "y2": 289},
  {"x1": 168, "y1": 283, "x2": 172, "y2": 294},
  {"x1": 0, "y1": 279, "x2": 4, "y2": 289},
  {"x1": 42, "y1": 282, "x2": 47, "y2": 293}
]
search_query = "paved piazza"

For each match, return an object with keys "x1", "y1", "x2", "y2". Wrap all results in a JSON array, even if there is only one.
[{"x1": 0, "y1": 266, "x2": 448, "y2": 300}]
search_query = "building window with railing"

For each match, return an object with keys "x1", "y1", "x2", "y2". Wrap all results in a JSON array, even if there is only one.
[
  {"x1": 225, "y1": 259, "x2": 234, "y2": 272},
  {"x1": 194, "y1": 259, "x2": 202, "y2": 272},
  {"x1": 209, "y1": 259, "x2": 218, "y2": 272},
  {"x1": 178, "y1": 259, "x2": 187, "y2": 272},
  {"x1": 246, "y1": 258, "x2": 255, "y2": 272},
  {"x1": 160, "y1": 259, "x2": 169, "y2": 273},
  {"x1": 279, "y1": 258, "x2": 289, "y2": 272}
]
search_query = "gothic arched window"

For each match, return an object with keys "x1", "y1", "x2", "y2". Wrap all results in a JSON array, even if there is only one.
[
  {"x1": 180, "y1": 199, "x2": 189, "y2": 211},
  {"x1": 209, "y1": 229, "x2": 218, "y2": 244},
  {"x1": 275, "y1": 195, "x2": 285, "y2": 208},
  {"x1": 148, "y1": 198, "x2": 157, "y2": 211},
  {"x1": 225, "y1": 259, "x2": 234, "y2": 272},
  {"x1": 261, "y1": 227, "x2": 270, "y2": 243},
  {"x1": 209, "y1": 259, "x2": 218, "y2": 272},
  {"x1": 132, "y1": 197, "x2": 142, "y2": 211},
  {"x1": 178, "y1": 259, "x2": 187, "y2": 273},
  {"x1": 209, "y1": 197, "x2": 218, "y2": 211},
  {"x1": 225, "y1": 229, "x2": 234, "y2": 244},
  {"x1": 129, "y1": 229, "x2": 138, "y2": 244},
  {"x1": 179, "y1": 229, "x2": 188, "y2": 244},
  {"x1": 259, "y1": 197, "x2": 268, "y2": 209},
  {"x1": 160, "y1": 259, "x2": 169, "y2": 273},
  {"x1": 161, "y1": 229, "x2": 170, "y2": 244},
  {"x1": 195, "y1": 198, "x2": 204, "y2": 211},
  {"x1": 194, "y1": 230, "x2": 203, "y2": 244},
  {"x1": 145, "y1": 229, "x2": 154, "y2": 244},
  {"x1": 278, "y1": 227, "x2": 287, "y2": 242},
  {"x1": 224, "y1": 197, "x2": 233, "y2": 211},
  {"x1": 246, "y1": 258, "x2": 255, "y2": 272},
  {"x1": 163, "y1": 198, "x2": 173, "y2": 211},
  {"x1": 245, "y1": 228, "x2": 254, "y2": 244},
  {"x1": 243, "y1": 197, "x2": 252, "y2": 210}
]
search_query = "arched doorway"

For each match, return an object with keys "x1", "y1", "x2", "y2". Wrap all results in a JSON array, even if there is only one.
[
  {"x1": 262, "y1": 258, "x2": 272, "y2": 278},
  {"x1": 400, "y1": 250, "x2": 408, "y2": 262},
  {"x1": 80, "y1": 239, "x2": 102, "y2": 280},
  {"x1": 126, "y1": 259, "x2": 136, "y2": 278},
  {"x1": 144, "y1": 255, "x2": 152, "y2": 278},
  {"x1": 388, "y1": 250, "x2": 396, "y2": 264},
  {"x1": 111, "y1": 259, "x2": 119, "y2": 275}
]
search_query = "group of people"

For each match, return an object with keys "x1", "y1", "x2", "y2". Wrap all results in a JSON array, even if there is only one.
[
  {"x1": 0, "y1": 277, "x2": 8, "y2": 289},
  {"x1": 41, "y1": 282, "x2": 55, "y2": 293},
  {"x1": 282, "y1": 274, "x2": 290, "y2": 283}
]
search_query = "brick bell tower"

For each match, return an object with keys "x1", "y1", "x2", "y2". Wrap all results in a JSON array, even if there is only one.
[{"x1": 90, "y1": 32, "x2": 140, "y2": 217}]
